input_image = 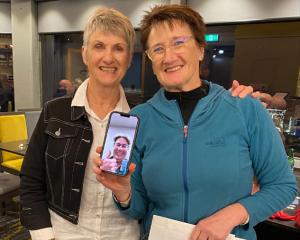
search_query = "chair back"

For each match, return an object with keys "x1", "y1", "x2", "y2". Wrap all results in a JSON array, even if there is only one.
[
  {"x1": 24, "y1": 110, "x2": 41, "y2": 140},
  {"x1": 0, "y1": 114, "x2": 28, "y2": 162}
]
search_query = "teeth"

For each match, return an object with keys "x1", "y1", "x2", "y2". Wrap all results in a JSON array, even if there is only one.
[
  {"x1": 100, "y1": 66, "x2": 117, "y2": 72},
  {"x1": 165, "y1": 66, "x2": 182, "y2": 72}
]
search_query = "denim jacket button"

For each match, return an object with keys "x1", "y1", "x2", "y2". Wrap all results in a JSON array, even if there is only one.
[{"x1": 55, "y1": 128, "x2": 61, "y2": 136}]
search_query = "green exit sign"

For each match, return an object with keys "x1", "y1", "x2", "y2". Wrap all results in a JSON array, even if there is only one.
[{"x1": 205, "y1": 34, "x2": 219, "y2": 42}]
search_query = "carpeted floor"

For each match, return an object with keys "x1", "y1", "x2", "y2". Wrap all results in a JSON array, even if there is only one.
[
  {"x1": 0, "y1": 214, "x2": 31, "y2": 240},
  {"x1": 0, "y1": 199, "x2": 30, "y2": 240}
]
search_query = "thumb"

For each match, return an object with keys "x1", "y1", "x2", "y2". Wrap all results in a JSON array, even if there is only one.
[{"x1": 106, "y1": 150, "x2": 111, "y2": 158}]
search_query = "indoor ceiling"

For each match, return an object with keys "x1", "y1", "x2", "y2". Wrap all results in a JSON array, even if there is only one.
[{"x1": 0, "y1": 0, "x2": 59, "y2": 2}]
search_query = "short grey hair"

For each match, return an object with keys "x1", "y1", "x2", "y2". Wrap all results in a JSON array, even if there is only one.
[{"x1": 83, "y1": 7, "x2": 135, "y2": 54}]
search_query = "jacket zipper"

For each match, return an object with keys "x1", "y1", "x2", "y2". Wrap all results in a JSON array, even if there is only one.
[
  {"x1": 175, "y1": 99, "x2": 190, "y2": 222},
  {"x1": 182, "y1": 125, "x2": 189, "y2": 222}
]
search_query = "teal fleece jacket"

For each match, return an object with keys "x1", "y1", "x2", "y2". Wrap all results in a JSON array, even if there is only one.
[{"x1": 122, "y1": 82, "x2": 297, "y2": 239}]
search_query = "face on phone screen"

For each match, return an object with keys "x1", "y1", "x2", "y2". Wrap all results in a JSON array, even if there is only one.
[{"x1": 100, "y1": 112, "x2": 139, "y2": 176}]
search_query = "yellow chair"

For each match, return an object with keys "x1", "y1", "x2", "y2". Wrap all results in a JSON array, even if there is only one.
[{"x1": 0, "y1": 114, "x2": 28, "y2": 175}]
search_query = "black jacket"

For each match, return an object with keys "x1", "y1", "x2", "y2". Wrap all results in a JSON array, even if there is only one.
[{"x1": 20, "y1": 96, "x2": 93, "y2": 230}]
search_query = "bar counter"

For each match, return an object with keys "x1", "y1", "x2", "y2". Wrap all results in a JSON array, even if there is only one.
[{"x1": 255, "y1": 168, "x2": 300, "y2": 239}]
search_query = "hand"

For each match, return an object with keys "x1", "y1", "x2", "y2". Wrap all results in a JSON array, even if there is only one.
[
  {"x1": 190, "y1": 203, "x2": 248, "y2": 240},
  {"x1": 105, "y1": 150, "x2": 112, "y2": 159},
  {"x1": 230, "y1": 80, "x2": 254, "y2": 98},
  {"x1": 100, "y1": 150, "x2": 117, "y2": 171},
  {"x1": 93, "y1": 146, "x2": 136, "y2": 202},
  {"x1": 101, "y1": 160, "x2": 118, "y2": 171},
  {"x1": 251, "y1": 91, "x2": 268, "y2": 108},
  {"x1": 251, "y1": 92, "x2": 272, "y2": 106}
]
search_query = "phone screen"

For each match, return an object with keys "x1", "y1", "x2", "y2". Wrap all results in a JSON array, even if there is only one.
[{"x1": 100, "y1": 111, "x2": 139, "y2": 176}]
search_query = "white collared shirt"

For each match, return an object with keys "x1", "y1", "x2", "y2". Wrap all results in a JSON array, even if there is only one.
[{"x1": 30, "y1": 79, "x2": 139, "y2": 240}]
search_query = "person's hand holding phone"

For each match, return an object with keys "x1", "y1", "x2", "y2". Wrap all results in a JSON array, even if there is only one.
[{"x1": 93, "y1": 146, "x2": 135, "y2": 202}]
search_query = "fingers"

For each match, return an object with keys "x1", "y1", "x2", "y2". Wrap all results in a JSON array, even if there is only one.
[
  {"x1": 231, "y1": 80, "x2": 239, "y2": 90},
  {"x1": 190, "y1": 231, "x2": 215, "y2": 240},
  {"x1": 128, "y1": 163, "x2": 136, "y2": 175},
  {"x1": 190, "y1": 225, "x2": 201, "y2": 240},
  {"x1": 93, "y1": 153, "x2": 103, "y2": 175},
  {"x1": 96, "y1": 146, "x2": 102, "y2": 154},
  {"x1": 106, "y1": 150, "x2": 111, "y2": 159},
  {"x1": 93, "y1": 154, "x2": 102, "y2": 166},
  {"x1": 96, "y1": 174, "x2": 105, "y2": 183},
  {"x1": 93, "y1": 165, "x2": 100, "y2": 175},
  {"x1": 231, "y1": 85, "x2": 253, "y2": 98},
  {"x1": 231, "y1": 85, "x2": 242, "y2": 97},
  {"x1": 230, "y1": 80, "x2": 254, "y2": 98},
  {"x1": 190, "y1": 226, "x2": 211, "y2": 240},
  {"x1": 92, "y1": 158, "x2": 102, "y2": 175},
  {"x1": 251, "y1": 91, "x2": 261, "y2": 99},
  {"x1": 94, "y1": 164, "x2": 111, "y2": 184},
  {"x1": 238, "y1": 85, "x2": 253, "y2": 98},
  {"x1": 251, "y1": 92, "x2": 270, "y2": 108},
  {"x1": 230, "y1": 80, "x2": 240, "y2": 97}
]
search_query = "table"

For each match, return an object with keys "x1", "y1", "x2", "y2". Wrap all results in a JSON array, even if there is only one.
[
  {"x1": 0, "y1": 140, "x2": 28, "y2": 156},
  {"x1": 255, "y1": 168, "x2": 300, "y2": 239},
  {"x1": 256, "y1": 209, "x2": 300, "y2": 239}
]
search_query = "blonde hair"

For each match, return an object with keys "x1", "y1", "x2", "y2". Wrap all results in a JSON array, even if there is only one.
[{"x1": 83, "y1": 8, "x2": 135, "y2": 54}]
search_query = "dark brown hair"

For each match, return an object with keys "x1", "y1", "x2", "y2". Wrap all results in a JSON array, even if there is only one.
[
  {"x1": 140, "y1": 4, "x2": 206, "y2": 51},
  {"x1": 114, "y1": 135, "x2": 130, "y2": 146}
]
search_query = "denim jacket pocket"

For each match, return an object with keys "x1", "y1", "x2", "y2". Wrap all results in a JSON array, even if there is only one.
[
  {"x1": 45, "y1": 119, "x2": 79, "y2": 160},
  {"x1": 44, "y1": 119, "x2": 79, "y2": 206}
]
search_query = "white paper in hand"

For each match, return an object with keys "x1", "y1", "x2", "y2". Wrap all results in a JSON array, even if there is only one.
[{"x1": 148, "y1": 215, "x2": 245, "y2": 240}]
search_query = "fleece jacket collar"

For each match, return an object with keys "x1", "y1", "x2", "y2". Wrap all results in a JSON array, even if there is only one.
[{"x1": 147, "y1": 81, "x2": 226, "y2": 125}]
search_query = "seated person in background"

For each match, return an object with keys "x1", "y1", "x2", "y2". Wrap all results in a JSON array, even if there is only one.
[
  {"x1": 53, "y1": 79, "x2": 75, "y2": 98},
  {"x1": 252, "y1": 91, "x2": 287, "y2": 109},
  {"x1": 74, "y1": 78, "x2": 83, "y2": 89},
  {"x1": 101, "y1": 135, "x2": 130, "y2": 175},
  {"x1": 0, "y1": 82, "x2": 14, "y2": 112}
]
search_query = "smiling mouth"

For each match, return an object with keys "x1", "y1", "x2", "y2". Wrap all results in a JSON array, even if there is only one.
[
  {"x1": 99, "y1": 66, "x2": 117, "y2": 72},
  {"x1": 165, "y1": 65, "x2": 183, "y2": 72}
]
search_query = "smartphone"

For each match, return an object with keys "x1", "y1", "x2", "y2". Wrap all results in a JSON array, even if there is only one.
[{"x1": 100, "y1": 111, "x2": 139, "y2": 176}]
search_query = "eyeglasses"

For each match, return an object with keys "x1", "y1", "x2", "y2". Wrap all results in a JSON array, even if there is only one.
[
  {"x1": 115, "y1": 143, "x2": 129, "y2": 148},
  {"x1": 145, "y1": 36, "x2": 193, "y2": 62}
]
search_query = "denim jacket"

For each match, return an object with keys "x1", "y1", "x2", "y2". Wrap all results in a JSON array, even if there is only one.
[{"x1": 20, "y1": 96, "x2": 93, "y2": 230}]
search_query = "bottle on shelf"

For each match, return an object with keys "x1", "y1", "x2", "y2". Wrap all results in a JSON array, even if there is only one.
[{"x1": 287, "y1": 148, "x2": 295, "y2": 172}]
